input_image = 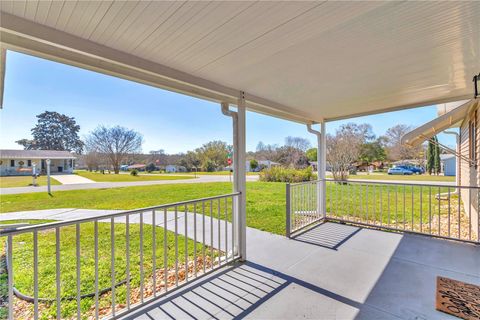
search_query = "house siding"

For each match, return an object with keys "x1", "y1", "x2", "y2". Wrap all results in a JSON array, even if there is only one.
[{"x1": 459, "y1": 102, "x2": 480, "y2": 238}]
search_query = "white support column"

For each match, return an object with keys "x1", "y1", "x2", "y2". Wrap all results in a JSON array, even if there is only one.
[
  {"x1": 307, "y1": 122, "x2": 327, "y2": 218},
  {"x1": 236, "y1": 93, "x2": 247, "y2": 260},
  {"x1": 221, "y1": 94, "x2": 247, "y2": 261},
  {"x1": 320, "y1": 121, "x2": 327, "y2": 217}
]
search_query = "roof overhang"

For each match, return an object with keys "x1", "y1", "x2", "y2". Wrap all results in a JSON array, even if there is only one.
[
  {"x1": 401, "y1": 99, "x2": 479, "y2": 147},
  {"x1": 0, "y1": 2, "x2": 479, "y2": 123}
]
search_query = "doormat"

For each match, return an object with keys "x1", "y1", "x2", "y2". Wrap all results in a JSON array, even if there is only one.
[{"x1": 436, "y1": 276, "x2": 480, "y2": 320}]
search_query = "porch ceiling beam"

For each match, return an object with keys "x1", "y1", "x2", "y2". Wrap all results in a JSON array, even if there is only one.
[{"x1": 0, "y1": 12, "x2": 316, "y2": 124}]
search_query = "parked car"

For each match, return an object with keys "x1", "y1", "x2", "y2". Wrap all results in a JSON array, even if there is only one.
[
  {"x1": 397, "y1": 165, "x2": 424, "y2": 174},
  {"x1": 387, "y1": 167, "x2": 414, "y2": 175}
]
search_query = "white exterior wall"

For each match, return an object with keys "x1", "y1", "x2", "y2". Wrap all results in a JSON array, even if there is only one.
[
  {"x1": 0, "y1": 158, "x2": 74, "y2": 176},
  {"x1": 459, "y1": 103, "x2": 479, "y2": 239}
]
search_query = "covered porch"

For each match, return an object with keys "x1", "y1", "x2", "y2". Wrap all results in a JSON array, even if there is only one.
[
  {"x1": 1, "y1": 1, "x2": 479, "y2": 319},
  {"x1": 124, "y1": 222, "x2": 479, "y2": 320}
]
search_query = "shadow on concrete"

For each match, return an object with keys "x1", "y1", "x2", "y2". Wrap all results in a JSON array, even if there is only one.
[
  {"x1": 123, "y1": 261, "x2": 363, "y2": 320},
  {"x1": 292, "y1": 222, "x2": 361, "y2": 250}
]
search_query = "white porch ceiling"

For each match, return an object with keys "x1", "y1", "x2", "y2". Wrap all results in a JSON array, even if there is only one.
[{"x1": 0, "y1": 1, "x2": 479, "y2": 122}]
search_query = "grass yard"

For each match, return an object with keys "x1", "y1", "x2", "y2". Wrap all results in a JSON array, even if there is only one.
[
  {"x1": 0, "y1": 182, "x2": 286, "y2": 235},
  {"x1": 0, "y1": 176, "x2": 61, "y2": 188},
  {"x1": 0, "y1": 221, "x2": 217, "y2": 319},
  {"x1": 75, "y1": 170, "x2": 195, "y2": 182}
]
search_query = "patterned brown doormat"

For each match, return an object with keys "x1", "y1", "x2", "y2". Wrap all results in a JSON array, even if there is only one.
[{"x1": 436, "y1": 276, "x2": 480, "y2": 320}]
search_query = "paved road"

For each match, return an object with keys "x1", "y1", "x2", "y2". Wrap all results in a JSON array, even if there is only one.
[{"x1": 0, "y1": 175, "x2": 259, "y2": 195}]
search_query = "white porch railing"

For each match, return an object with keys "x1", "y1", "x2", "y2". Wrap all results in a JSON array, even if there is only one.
[
  {"x1": 0, "y1": 193, "x2": 240, "y2": 319},
  {"x1": 287, "y1": 179, "x2": 480, "y2": 244}
]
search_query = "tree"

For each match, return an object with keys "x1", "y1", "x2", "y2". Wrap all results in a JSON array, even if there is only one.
[
  {"x1": 433, "y1": 136, "x2": 441, "y2": 175},
  {"x1": 306, "y1": 148, "x2": 317, "y2": 162},
  {"x1": 146, "y1": 163, "x2": 157, "y2": 172},
  {"x1": 285, "y1": 136, "x2": 311, "y2": 151},
  {"x1": 275, "y1": 146, "x2": 309, "y2": 169},
  {"x1": 326, "y1": 125, "x2": 364, "y2": 180},
  {"x1": 255, "y1": 141, "x2": 278, "y2": 160},
  {"x1": 16, "y1": 111, "x2": 84, "y2": 153},
  {"x1": 196, "y1": 141, "x2": 230, "y2": 171},
  {"x1": 359, "y1": 140, "x2": 386, "y2": 166},
  {"x1": 86, "y1": 125, "x2": 143, "y2": 174},
  {"x1": 382, "y1": 124, "x2": 423, "y2": 161},
  {"x1": 426, "y1": 138, "x2": 435, "y2": 175},
  {"x1": 84, "y1": 151, "x2": 103, "y2": 171},
  {"x1": 250, "y1": 159, "x2": 259, "y2": 171},
  {"x1": 185, "y1": 151, "x2": 201, "y2": 172}
]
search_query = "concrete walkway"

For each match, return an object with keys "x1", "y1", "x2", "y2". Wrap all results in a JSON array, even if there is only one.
[
  {"x1": 0, "y1": 175, "x2": 259, "y2": 195},
  {"x1": 51, "y1": 174, "x2": 96, "y2": 184}
]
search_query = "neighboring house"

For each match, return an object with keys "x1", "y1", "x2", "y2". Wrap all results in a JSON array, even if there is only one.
[
  {"x1": 353, "y1": 161, "x2": 386, "y2": 172},
  {"x1": 402, "y1": 98, "x2": 480, "y2": 238},
  {"x1": 245, "y1": 160, "x2": 279, "y2": 172},
  {"x1": 0, "y1": 149, "x2": 76, "y2": 176},
  {"x1": 165, "y1": 165, "x2": 187, "y2": 173},
  {"x1": 440, "y1": 154, "x2": 456, "y2": 176}
]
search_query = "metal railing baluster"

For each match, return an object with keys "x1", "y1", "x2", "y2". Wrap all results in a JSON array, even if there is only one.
[
  {"x1": 94, "y1": 221, "x2": 99, "y2": 320},
  {"x1": 217, "y1": 198, "x2": 221, "y2": 266},
  {"x1": 140, "y1": 212, "x2": 144, "y2": 303},
  {"x1": 194, "y1": 203, "x2": 198, "y2": 276},
  {"x1": 210, "y1": 199, "x2": 214, "y2": 270},
  {"x1": 126, "y1": 214, "x2": 131, "y2": 308},
  {"x1": 34, "y1": 231, "x2": 39, "y2": 320},
  {"x1": 56, "y1": 227, "x2": 61, "y2": 320},
  {"x1": 7, "y1": 235, "x2": 13, "y2": 320},
  {"x1": 152, "y1": 209, "x2": 157, "y2": 296},
  {"x1": 202, "y1": 201, "x2": 206, "y2": 274},
  {"x1": 111, "y1": 217, "x2": 116, "y2": 316},
  {"x1": 174, "y1": 206, "x2": 178, "y2": 286},
  {"x1": 185, "y1": 204, "x2": 189, "y2": 283},
  {"x1": 163, "y1": 208, "x2": 168, "y2": 293},
  {"x1": 76, "y1": 223, "x2": 81, "y2": 319}
]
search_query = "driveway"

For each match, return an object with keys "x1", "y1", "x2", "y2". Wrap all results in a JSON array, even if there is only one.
[
  {"x1": 51, "y1": 174, "x2": 96, "y2": 184},
  {"x1": 0, "y1": 175, "x2": 259, "y2": 195}
]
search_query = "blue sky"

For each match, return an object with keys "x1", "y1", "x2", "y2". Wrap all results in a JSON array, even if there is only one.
[{"x1": 0, "y1": 51, "x2": 455, "y2": 154}]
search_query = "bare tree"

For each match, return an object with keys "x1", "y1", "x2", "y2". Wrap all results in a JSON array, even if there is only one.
[
  {"x1": 255, "y1": 141, "x2": 278, "y2": 160},
  {"x1": 382, "y1": 124, "x2": 423, "y2": 161},
  {"x1": 83, "y1": 151, "x2": 104, "y2": 171},
  {"x1": 285, "y1": 136, "x2": 311, "y2": 151},
  {"x1": 86, "y1": 126, "x2": 143, "y2": 174},
  {"x1": 326, "y1": 126, "x2": 363, "y2": 180}
]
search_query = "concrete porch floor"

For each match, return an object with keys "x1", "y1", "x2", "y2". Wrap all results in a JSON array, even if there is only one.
[{"x1": 122, "y1": 222, "x2": 479, "y2": 320}]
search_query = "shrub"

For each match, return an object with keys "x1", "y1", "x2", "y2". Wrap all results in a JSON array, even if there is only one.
[
  {"x1": 146, "y1": 163, "x2": 156, "y2": 172},
  {"x1": 259, "y1": 166, "x2": 316, "y2": 183},
  {"x1": 130, "y1": 169, "x2": 139, "y2": 176}
]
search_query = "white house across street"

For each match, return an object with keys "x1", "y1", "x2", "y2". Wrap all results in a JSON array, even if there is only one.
[{"x1": 0, "y1": 149, "x2": 76, "y2": 176}]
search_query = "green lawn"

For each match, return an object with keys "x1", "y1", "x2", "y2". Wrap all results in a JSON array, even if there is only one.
[
  {"x1": 75, "y1": 171, "x2": 195, "y2": 182},
  {"x1": 0, "y1": 176, "x2": 61, "y2": 188},
  {"x1": 0, "y1": 182, "x2": 286, "y2": 235},
  {"x1": 327, "y1": 173, "x2": 455, "y2": 182},
  {"x1": 1, "y1": 221, "x2": 217, "y2": 319}
]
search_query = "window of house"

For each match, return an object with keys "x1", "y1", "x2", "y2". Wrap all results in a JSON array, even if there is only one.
[
  {"x1": 469, "y1": 110, "x2": 477, "y2": 167},
  {"x1": 10, "y1": 160, "x2": 14, "y2": 167},
  {"x1": 28, "y1": 160, "x2": 32, "y2": 166}
]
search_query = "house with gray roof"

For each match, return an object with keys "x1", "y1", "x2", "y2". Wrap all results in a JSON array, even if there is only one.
[{"x1": 0, "y1": 149, "x2": 76, "y2": 176}]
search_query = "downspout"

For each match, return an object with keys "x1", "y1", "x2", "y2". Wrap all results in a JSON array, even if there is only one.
[{"x1": 444, "y1": 130, "x2": 460, "y2": 188}]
